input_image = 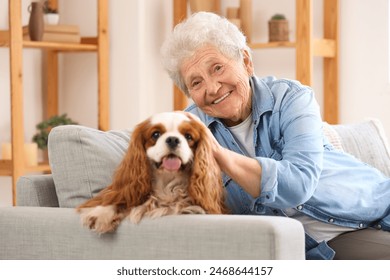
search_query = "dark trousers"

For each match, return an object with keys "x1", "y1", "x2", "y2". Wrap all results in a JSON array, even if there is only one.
[{"x1": 328, "y1": 228, "x2": 390, "y2": 260}]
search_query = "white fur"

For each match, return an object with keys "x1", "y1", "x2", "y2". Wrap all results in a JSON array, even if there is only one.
[
  {"x1": 79, "y1": 205, "x2": 119, "y2": 233},
  {"x1": 147, "y1": 112, "x2": 193, "y2": 164}
]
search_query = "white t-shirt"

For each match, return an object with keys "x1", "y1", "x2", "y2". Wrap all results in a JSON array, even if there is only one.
[
  {"x1": 228, "y1": 113, "x2": 256, "y2": 157},
  {"x1": 284, "y1": 208, "x2": 356, "y2": 242}
]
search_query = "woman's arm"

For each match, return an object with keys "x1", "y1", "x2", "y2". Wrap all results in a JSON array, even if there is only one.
[{"x1": 213, "y1": 145, "x2": 261, "y2": 198}]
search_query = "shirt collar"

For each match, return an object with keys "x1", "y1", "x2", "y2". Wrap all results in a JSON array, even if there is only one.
[{"x1": 250, "y1": 76, "x2": 275, "y2": 121}]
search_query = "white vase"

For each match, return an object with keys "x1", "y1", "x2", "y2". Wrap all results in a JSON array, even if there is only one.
[{"x1": 44, "y1": 13, "x2": 60, "y2": 25}]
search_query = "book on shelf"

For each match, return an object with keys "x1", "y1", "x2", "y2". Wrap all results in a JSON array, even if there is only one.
[
  {"x1": 41, "y1": 24, "x2": 80, "y2": 34},
  {"x1": 22, "y1": 24, "x2": 81, "y2": 43}
]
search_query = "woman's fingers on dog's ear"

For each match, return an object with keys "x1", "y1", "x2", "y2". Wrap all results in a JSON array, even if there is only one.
[
  {"x1": 175, "y1": 112, "x2": 214, "y2": 141},
  {"x1": 174, "y1": 110, "x2": 190, "y2": 116},
  {"x1": 174, "y1": 111, "x2": 220, "y2": 154},
  {"x1": 174, "y1": 111, "x2": 201, "y2": 122}
]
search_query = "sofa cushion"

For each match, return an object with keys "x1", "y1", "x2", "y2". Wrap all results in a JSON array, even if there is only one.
[
  {"x1": 323, "y1": 122, "x2": 344, "y2": 151},
  {"x1": 332, "y1": 119, "x2": 390, "y2": 177},
  {"x1": 48, "y1": 125, "x2": 130, "y2": 208}
]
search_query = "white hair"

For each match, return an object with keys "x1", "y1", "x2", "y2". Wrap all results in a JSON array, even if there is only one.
[{"x1": 160, "y1": 12, "x2": 251, "y2": 96}]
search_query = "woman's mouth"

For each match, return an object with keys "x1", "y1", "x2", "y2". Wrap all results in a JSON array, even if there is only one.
[{"x1": 212, "y1": 91, "x2": 231, "y2": 104}]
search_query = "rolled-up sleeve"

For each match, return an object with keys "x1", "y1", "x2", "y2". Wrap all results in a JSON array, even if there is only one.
[{"x1": 253, "y1": 85, "x2": 324, "y2": 209}]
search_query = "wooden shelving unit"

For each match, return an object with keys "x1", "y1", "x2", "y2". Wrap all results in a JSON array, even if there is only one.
[
  {"x1": 172, "y1": 0, "x2": 339, "y2": 124},
  {"x1": 0, "y1": 0, "x2": 109, "y2": 205}
]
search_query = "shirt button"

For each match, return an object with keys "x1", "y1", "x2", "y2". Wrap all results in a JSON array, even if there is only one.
[
  {"x1": 359, "y1": 223, "x2": 364, "y2": 228},
  {"x1": 256, "y1": 205, "x2": 264, "y2": 212},
  {"x1": 297, "y1": 205, "x2": 303, "y2": 210},
  {"x1": 328, "y1": 218, "x2": 334, "y2": 223},
  {"x1": 376, "y1": 224, "x2": 382, "y2": 230}
]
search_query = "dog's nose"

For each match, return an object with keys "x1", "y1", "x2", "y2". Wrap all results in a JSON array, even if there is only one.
[{"x1": 166, "y1": 136, "x2": 180, "y2": 149}]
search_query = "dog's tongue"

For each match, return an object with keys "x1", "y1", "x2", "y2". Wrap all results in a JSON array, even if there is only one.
[{"x1": 162, "y1": 156, "x2": 182, "y2": 171}]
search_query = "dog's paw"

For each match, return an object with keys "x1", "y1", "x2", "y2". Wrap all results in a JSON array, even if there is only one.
[
  {"x1": 181, "y1": 205, "x2": 206, "y2": 214},
  {"x1": 78, "y1": 206, "x2": 121, "y2": 234},
  {"x1": 127, "y1": 206, "x2": 146, "y2": 224}
]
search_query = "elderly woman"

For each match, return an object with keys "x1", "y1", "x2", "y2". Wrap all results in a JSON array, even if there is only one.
[{"x1": 161, "y1": 12, "x2": 390, "y2": 260}]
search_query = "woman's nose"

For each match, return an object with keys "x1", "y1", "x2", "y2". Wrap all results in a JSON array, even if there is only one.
[{"x1": 205, "y1": 78, "x2": 221, "y2": 95}]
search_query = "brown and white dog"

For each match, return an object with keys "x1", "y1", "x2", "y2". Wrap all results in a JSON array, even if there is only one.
[{"x1": 77, "y1": 112, "x2": 226, "y2": 233}]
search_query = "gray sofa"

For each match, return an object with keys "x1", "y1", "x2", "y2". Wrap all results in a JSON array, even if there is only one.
[{"x1": 1, "y1": 119, "x2": 389, "y2": 260}]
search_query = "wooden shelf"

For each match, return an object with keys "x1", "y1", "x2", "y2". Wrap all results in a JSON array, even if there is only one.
[
  {"x1": 1, "y1": 31, "x2": 98, "y2": 51},
  {"x1": 0, "y1": 160, "x2": 12, "y2": 176},
  {"x1": 2, "y1": 0, "x2": 110, "y2": 205},
  {"x1": 25, "y1": 162, "x2": 51, "y2": 173},
  {"x1": 249, "y1": 39, "x2": 337, "y2": 59},
  {"x1": 0, "y1": 160, "x2": 51, "y2": 176},
  {"x1": 248, "y1": 41, "x2": 296, "y2": 49},
  {"x1": 23, "y1": 40, "x2": 98, "y2": 51},
  {"x1": 0, "y1": 40, "x2": 98, "y2": 51}
]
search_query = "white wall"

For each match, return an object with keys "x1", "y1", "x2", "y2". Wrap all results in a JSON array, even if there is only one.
[
  {"x1": 1, "y1": 0, "x2": 390, "y2": 206},
  {"x1": 339, "y1": 0, "x2": 390, "y2": 131}
]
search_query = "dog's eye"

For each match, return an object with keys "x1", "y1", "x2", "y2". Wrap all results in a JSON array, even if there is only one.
[
  {"x1": 184, "y1": 133, "x2": 193, "y2": 141},
  {"x1": 151, "y1": 131, "x2": 161, "y2": 140}
]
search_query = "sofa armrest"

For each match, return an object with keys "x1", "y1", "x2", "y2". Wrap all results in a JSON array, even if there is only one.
[
  {"x1": 16, "y1": 175, "x2": 59, "y2": 207},
  {"x1": 0, "y1": 207, "x2": 305, "y2": 260}
]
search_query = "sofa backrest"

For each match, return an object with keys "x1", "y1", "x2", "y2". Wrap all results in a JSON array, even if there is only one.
[{"x1": 325, "y1": 119, "x2": 390, "y2": 177}]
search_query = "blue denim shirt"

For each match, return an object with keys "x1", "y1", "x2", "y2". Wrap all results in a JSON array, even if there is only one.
[{"x1": 186, "y1": 76, "x2": 390, "y2": 260}]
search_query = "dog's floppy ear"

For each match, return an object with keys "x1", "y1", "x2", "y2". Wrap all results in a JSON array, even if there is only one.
[
  {"x1": 188, "y1": 122, "x2": 226, "y2": 214},
  {"x1": 109, "y1": 119, "x2": 153, "y2": 208},
  {"x1": 77, "y1": 119, "x2": 153, "y2": 211}
]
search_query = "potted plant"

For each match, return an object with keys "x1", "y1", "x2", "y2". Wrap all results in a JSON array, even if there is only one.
[
  {"x1": 32, "y1": 114, "x2": 77, "y2": 151},
  {"x1": 268, "y1": 13, "x2": 289, "y2": 42},
  {"x1": 43, "y1": 0, "x2": 59, "y2": 25}
]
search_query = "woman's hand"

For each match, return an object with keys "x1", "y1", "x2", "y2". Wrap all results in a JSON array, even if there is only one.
[
  {"x1": 180, "y1": 111, "x2": 262, "y2": 198},
  {"x1": 180, "y1": 111, "x2": 222, "y2": 157}
]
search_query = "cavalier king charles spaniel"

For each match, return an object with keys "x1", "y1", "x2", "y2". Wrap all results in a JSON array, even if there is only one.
[{"x1": 77, "y1": 112, "x2": 226, "y2": 233}]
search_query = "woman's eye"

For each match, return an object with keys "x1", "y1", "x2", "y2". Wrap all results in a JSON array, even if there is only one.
[
  {"x1": 191, "y1": 80, "x2": 201, "y2": 89},
  {"x1": 214, "y1": 64, "x2": 223, "y2": 73},
  {"x1": 184, "y1": 133, "x2": 193, "y2": 141},
  {"x1": 151, "y1": 131, "x2": 161, "y2": 140}
]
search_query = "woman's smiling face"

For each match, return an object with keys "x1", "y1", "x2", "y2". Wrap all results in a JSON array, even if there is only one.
[{"x1": 180, "y1": 45, "x2": 254, "y2": 127}]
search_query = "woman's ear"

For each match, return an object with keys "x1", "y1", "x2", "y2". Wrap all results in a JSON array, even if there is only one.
[{"x1": 242, "y1": 50, "x2": 254, "y2": 76}]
